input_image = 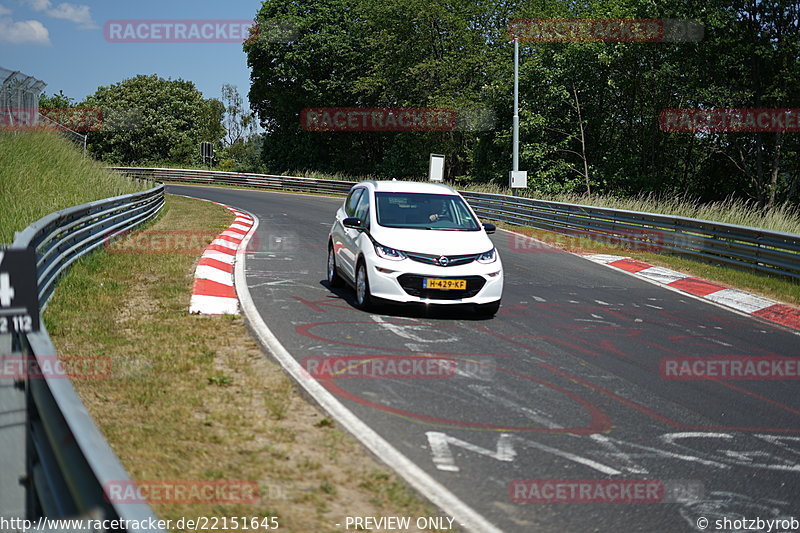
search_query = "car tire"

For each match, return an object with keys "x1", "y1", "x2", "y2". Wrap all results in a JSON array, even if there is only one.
[
  {"x1": 476, "y1": 300, "x2": 500, "y2": 317},
  {"x1": 355, "y1": 260, "x2": 373, "y2": 311},
  {"x1": 327, "y1": 244, "x2": 344, "y2": 288}
]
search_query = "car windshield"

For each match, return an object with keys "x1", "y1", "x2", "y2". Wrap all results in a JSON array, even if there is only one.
[{"x1": 375, "y1": 192, "x2": 480, "y2": 231}]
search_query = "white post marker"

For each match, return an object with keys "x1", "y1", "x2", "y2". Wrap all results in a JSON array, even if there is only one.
[{"x1": 429, "y1": 153, "x2": 445, "y2": 182}]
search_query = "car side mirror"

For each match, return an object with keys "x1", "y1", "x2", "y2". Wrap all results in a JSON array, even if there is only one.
[
  {"x1": 482, "y1": 222, "x2": 496, "y2": 234},
  {"x1": 343, "y1": 217, "x2": 365, "y2": 230}
]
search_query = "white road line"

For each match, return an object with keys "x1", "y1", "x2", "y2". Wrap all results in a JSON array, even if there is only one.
[
  {"x1": 515, "y1": 437, "x2": 622, "y2": 476},
  {"x1": 426, "y1": 432, "x2": 516, "y2": 473}
]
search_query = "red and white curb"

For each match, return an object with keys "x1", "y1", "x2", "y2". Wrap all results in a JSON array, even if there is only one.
[
  {"x1": 583, "y1": 254, "x2": 800, "y2": 331},
  {"x1": 189, "y1": 206, "x2": 254, "y2": 315}
]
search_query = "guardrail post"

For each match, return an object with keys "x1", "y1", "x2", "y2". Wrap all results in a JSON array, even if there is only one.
[{"x1": 756, "y1": 232, "x2": 763, "y2": 267}]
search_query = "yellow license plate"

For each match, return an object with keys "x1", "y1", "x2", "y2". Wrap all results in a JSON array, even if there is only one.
[{"x1": 423, "y1": 278, "x2": 466, "y2": 290}]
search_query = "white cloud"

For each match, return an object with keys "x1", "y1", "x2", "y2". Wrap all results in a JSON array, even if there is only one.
[
  {"x1": 44, "y1": 2, "x2": 94, "y2": 28},
  {"x1": 0, "y1": 5, "x2": 12, "y2": 15},
  {"x1": 27, "y1": 0, "x2": 50, "y2": 10},
  {"x1": 0, "y1": 16, "x2": 50, "y2": 45},
  {"x1": 23, "y1": 0, "x2": 96, "y2": 29},
  {"x1": 23, "y1": 0, "x2": 50, "y2": 11}
]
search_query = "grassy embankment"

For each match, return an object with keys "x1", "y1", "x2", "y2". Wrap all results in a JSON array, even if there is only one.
[{"x1": 0, "y1": 131, "x2": 146, "y2": 242}]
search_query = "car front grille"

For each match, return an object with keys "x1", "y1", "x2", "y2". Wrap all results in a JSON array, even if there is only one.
[
  {"x1": 405, "y1": 251, "x2": 479, "y2": 267},
  {"x1": 397, "y1": 274, "x2": 485, "y2": 300}
]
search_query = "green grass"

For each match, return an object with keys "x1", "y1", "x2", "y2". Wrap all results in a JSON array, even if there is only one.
[{"x1": 0, "y1": 131, "x2": 147, "y2": 242}]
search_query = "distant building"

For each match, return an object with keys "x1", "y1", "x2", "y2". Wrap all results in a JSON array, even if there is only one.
[{"x1": 0, "y1": 67, "x2": 47, "y2": 128}]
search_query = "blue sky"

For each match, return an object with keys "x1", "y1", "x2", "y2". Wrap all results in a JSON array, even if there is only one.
[{"x1": 0, "y1": 0, "x2": 262, "y2": 104}]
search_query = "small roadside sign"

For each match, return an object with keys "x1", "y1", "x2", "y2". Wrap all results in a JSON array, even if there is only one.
[
  {"x1": 200, "y1": 142, "x2": 214, "y2": 159},
  {"x1": 509, "y1": 170, "x2": 527, "y2": 188},
  {"x1": 0, "y1": 248, "x2": 40, "y2": 333},
  {"x1": 429, "y1": 153, "x2": 445, "y2": 181}
]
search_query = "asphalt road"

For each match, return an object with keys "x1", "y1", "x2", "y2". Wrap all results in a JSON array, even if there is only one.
[{"x1": 170, "y1": 184, "x2": 800, "y2": 533}]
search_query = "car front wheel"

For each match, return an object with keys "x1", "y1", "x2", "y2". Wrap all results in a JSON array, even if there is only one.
[
  {"x1": 327, "y1": 244, "x2": 344, "y2": 288},
  {"x1": 355, "y1": 261, "x2": 373, "y2": 310}
]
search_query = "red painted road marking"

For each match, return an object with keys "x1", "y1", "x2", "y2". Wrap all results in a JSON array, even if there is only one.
[
  {"x1": 753, "y1": 304, "x2": 800, "y2": 330},
  {"x1": 197, "y1": 256, "x2": 234, "y2": 273},
  {"x1": 207, "y1": 243, "x2": 237, "y2": 255},
  {"x1": 668, "y1": 277, "x2": 726, "y2": 297},
  {"x1": 192, "y1": 278, "x2": 236, "y2": 298},
  {"x1": 608, "y1": 258, "x2": 652, "y2": 273}
]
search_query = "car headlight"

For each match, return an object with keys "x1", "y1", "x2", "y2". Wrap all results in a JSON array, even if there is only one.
[
  {"x1": 476, "y1": 248, "x2": 497, "y2": 264},
  {"x1": 374, "y1": 242, "x2": 407, "y2": 261}
]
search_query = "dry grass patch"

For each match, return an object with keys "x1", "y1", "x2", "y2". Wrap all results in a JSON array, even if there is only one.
[{"x1": 44, "y1": 194, "x2": 451, "y2": 532}]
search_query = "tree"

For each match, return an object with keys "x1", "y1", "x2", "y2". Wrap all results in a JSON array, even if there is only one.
[
  {"x1": 39, "y1": 90, "x2": 75, "y2": 109},
  {"x1": 243, "y1": 0, "x2": 799, "y2": 206},
  {"x1": 81, "y1": 74, "x2": 224, "y2": 165},
  {"x1": 199, "y1": 98, "x2": 226, "y2": 149},
  {"x1": 217, "y1": 135, "x2": 264, "y2": 172},
  {"x1": 221, "y1": 84, "x2": 256, "y2": 146},
  {"x1": 245, "y1": 0, "x2": 510, "y2": 178}
]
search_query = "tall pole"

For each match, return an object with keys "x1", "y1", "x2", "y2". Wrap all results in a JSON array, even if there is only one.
[
  {"x1": 512, "y1": 38, "x2": 519, "y2": 173},
  {"x1": 511, "y1": 37, "x2": 520, "y2": 196}
]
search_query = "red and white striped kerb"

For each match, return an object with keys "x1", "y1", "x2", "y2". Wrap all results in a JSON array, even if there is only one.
[
  {"x1": 584, "y1": 254, "x2": 800, "y2": 331},
  {"x1": 189, "y1": 205, "x2": 253, "y2": 315}
]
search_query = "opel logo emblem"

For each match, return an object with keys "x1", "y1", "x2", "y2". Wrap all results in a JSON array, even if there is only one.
[{"x1": 437, "y1": 255, "x2": 449, "y2": 266}]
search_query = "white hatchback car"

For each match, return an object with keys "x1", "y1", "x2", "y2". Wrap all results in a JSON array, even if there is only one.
[{"x1": 327, "y1": 180, "x2": 503, "y2": 315}]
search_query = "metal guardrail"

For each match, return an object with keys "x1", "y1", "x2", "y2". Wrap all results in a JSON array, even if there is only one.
[
  {"x1": 112, "y1": 167, "x2": 355, "y2": 196},
  {"x1": 110, "y1": 167, "x2": 800, "y2": 280},
  {"x1": 460, "y1": 190, "x2": 800, "y2": 280},
  {"x1": 3, "y1": 184, "x2": 165, "y2": 530}
]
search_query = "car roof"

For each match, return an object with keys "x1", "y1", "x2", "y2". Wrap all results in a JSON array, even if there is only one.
[{"x1": 355, "y1": 180, "x2": 459, "y2": 195}]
